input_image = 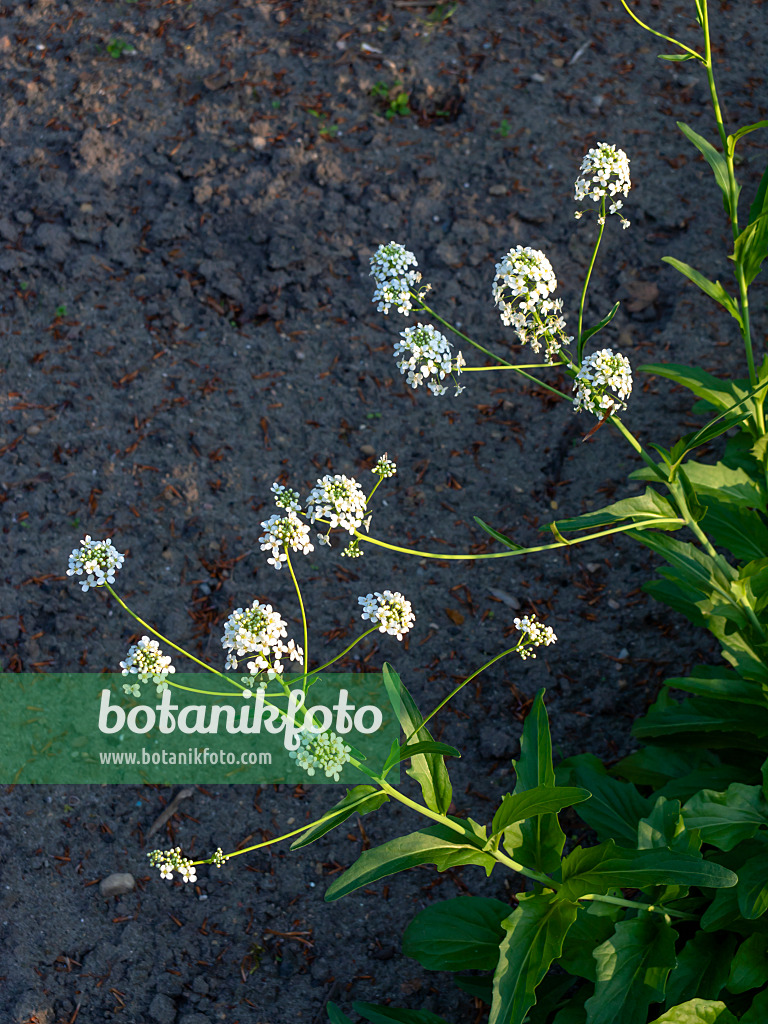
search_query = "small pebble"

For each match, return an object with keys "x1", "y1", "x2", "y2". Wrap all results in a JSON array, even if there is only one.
[{"x1": 99, "y1": 872, "x2": 135, "y2": 898}]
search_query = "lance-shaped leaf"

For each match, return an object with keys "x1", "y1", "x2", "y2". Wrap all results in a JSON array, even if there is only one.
[
  {"x1": 382, "y1": 663, "x2": 452, "y2": 815},
  {"x1": 402, "y1": 895, "x2": 510, "y2": 972},
  {"x1": 556, "y1": 753, "x2": 653, "y2": 846},
  {"x1": 503, "y1": 690, "x2": 565, "y2": 873},
  {"x1": 546, "y1": 488, "x2": 681, "y2": 535},
  {"x1": 660, "y1": 665, "x2": 766, "y2": 707},
  {"x1": 353, "y1": 1004, "x2": 454, "y2": 1024},
  {"x1": 677, "y1": 459, "x2": 768, "y2": 510},
  {"x1": 661, "y1": 257, "x2": 742, "y2": 324},
  {"x1": 584, "y1": 914, "x2": 677, "y2": 1024},
  {"x1": 677, "y1": 121, "x2": 730, "y2": 199},
  {"x1": 291, "y1": 785, "x2": 389, "y2": 850},
  {"x1": 490, "y1": 893, "x2": 578, "y2": 1024},
  {"x1": 325, "y1": 820, "x2": 495, "y2": 902},
  {"x1": 581, "y1": 301, "x2": 620, "y2": 346},
  {"x1": 473, "y1": 516, "x2": 526, "y2": 551},
  {"x1": 682, "y1": 783, "x2": 768, "y2": 850},
  {"x1": 491, "y1": 785, "x2": 591, "y2": 838},
  {"x1": 637, "y1": 363, "x2": 747, "y2": 414},
  {"x1": 383, "y1": 740, "x2": 460, "y2": 774},
  {"x1": 648, "y1": 1000, "x2": 738, "y2": 1024},
  {"x1": 559, "y1": 839, "x2": 737, "y2": 901},
  {"x1": 733, "y1": 212, "x2": 768, "y2": 286},
  {"x1": 742, "y1": 987, "x2": 768, "y2": 1023},
  {"x1": 664, "y1": 931, "x2": 736, "y2": 1007},
  {"x1": 633, "y1": 694, "x2": 768, "y2": 746}
]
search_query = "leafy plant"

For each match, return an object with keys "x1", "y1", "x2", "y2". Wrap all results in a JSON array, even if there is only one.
[
  {"x1": 106, "y1": 38, "x2": 136, "y2": 58},
  {"x1": 370, "y1": 81, "x2": 412, "y2": 120}
]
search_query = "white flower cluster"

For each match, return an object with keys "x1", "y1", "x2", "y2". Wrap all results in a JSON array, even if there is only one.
[
  {"x1": 289, "y1": 727, "x2": 352, "y2": 781},
  {"x1": 120, "y1": 637, "x2": 176, "y2": 696},
  {"x1": 148, "y1": 847, "x2": 198, "y2": 883},
  {"x1": 372, "y1": 454, "x2": 397, "y2": 479},
  {"x1": 342, "y1": 538, "x2": 365, "y2": 559},
  {"x1": 359, "y1": 591, "x2": 415, "y2": 641},
  {"x1": 514, "y1": 614, "x2": 557, "y2": 660},
  {"x1": 574, "y1": 142, "x2": 631, "y2": 228},
  {"x1": 271, "y1": 482, "x2": 301, "y2": 513},
  {"x1": 306, "y1": 474, "x2": 368, "y2": 534},
  {"x1": 221, "y1": 600, "x2": 303, "y2": 673},
  {"x1": 395, "y1": 323, "x2": 461, "y2": 396},
  {"x1": 492, "y1": 247, "x2": 570, "y2": 358},
  {"x1": 573, "y1": 348, "x2": 633, "y2": 417},
  {"x1": 67, "y1": 535, "x2": 125, "y2": 592},
  {"x1": 259, "y1": 511, "x2": 314, "y2": 570},
  {"x1": 370, "y1": 241, "x2": 422, "y2": 315}
]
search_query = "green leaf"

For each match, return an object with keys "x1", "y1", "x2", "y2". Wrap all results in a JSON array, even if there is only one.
[
  {"x1": 559, "y1": 839, "x2": 737, "y2": 901},
  {"x1": 383, "y1": 740, "x2": 461, "y2": 773},
  {"x1": 324, "y1": 821, "x2": 496, "y2": 902},
  {"x1": 490, "y1": 893, "x2": 578, "y2": 1024},
  {"x1": 584, "y1": 915, "x2": 678, "y2": 1024},
  {"x1": 733, "y1": 211, "x2": 768, "y2": 285},
  {"x1": 661, "y1": 257, "x2": 742, "y2": 325},
  {"x1": 581, "y1": 301, "x2": 620, "y2": 346},
  {"x1": 327, "y1": 1003, "x2": 356, "y2": 1024},
  {"x1": 701, "y1": 885, "x2": 741, "y2": 932},
  {"x1": 742, "y1": 987, "x2": 768, "y2": 1023},
  {"x1": 291, "y1": 786, "x2": 389, "y2": 850},
  {"x1": 748, "y1": 158, "x2": 768, "y2": 226},
  {"x1": 679, "y1": 459, "x2": 768, "y2": 510},
  {"x1": 613, "y1": 745, "x2": 725, "y2": 790},
  {"x1": 354, "y1": 1004, "x2": 453, "y2": 1024},
  {"x1": 638, "y1": 362, "x2": 749, "y2": 414},
  {"x1": 638, "y1": 795, "x2": 701, "y2": 857},
  {"x1": 633, "y1": 695, "x2": 768, "y2": 746},
  {"x1": 559, "y1": 902, "x2": 621, "y2": 982},
  {"x1": 473, "y1": 516, "x2": 525, "y2": 551},
  {"x1": 663, "y1": 665, "x2": 766, "y2": 706},
  {"x1": 503, "y1": 690, "x2": 566, "y2": 873},
  {"x1": 682, "y1": 783, "x2": 768, "y2": 850},
  {"x1": 402, "y1": 895, "x2": 510, "y2": 972},
  {"x1": 677, "y1": 121, "x2": 732, "y2": 211},
  {"x1": 383, "y1": 664, "x2": 452, "y2": 815},
  {"x1": 454, "y1": 973, "x2": 493, "y2": 1002},
  {"x1": 658, "y1": 53, "x2": 697, "y2": 62},
  {"x1": 547, "y1": 488, "x2": 681, "y2": 534},
  {"x1": 737, "y1": 854, "x2": 768, "y2": 920},
  {"x1": 649, "y1": 1000, "x2": 739, "y2": 1024},
  {"x1": 664, "y1": 931, "x2": 736, "y2": 1006},
  {"x1": 525, "y1": 974, "x2": 583, "y2": 1022},
  {"x1": 729, "y1": 120, "x2": 768, "y2": 153},
  {"x1": 556, "y1": 753, "x2": 653, "y2": 846},
  {"x1": 727, "y1": 933, "x2": 768, "y2": 994},
  {"x1": 491, "y1": 785, "x2": 591, "y2": 837}
]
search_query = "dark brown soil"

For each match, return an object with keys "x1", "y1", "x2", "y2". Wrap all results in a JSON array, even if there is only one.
[{"x1": 1, "y1": 0, "x2": 766, "y2": 1021}]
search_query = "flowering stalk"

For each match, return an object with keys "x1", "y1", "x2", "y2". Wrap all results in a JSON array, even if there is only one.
[{"x1": 577, "y1": 198, "x2": 606, "y2": 363}]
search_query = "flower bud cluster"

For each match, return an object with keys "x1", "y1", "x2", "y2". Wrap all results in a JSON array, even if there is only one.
[
  {"x1": 66, "y1": 535, "x2": 125, "y2": 592},
  {"x1": 514, "y1": 614, "x2": 557, "y2": 660},
  {"x1": 306, "y1": 474, "x2": 368, "y2": 534},
  {"x1": 289, "y1": 727, "x2": 352, "y2": 781},
  {"x1": 271, "y1": 482, "x2": 301, "y2": 512},
  {"x1": 372, "y1": 454, "x2": 397, "y2": 479},
  {"x1": 120, "y1": 637, "x2": 176, "y2": 696},
  {"x1": 492, "y1": 247, "x2": 571, "y2": 358},
  {"x1": 221, "y1": 600, "x2": 302, "y2": 673},
  {"x1": 148, "y1": 847, "x2": 198, "y2": 883},
  {"x1": 259, "y1": 511, "x2": 314, "y2": 570},
  {"x1": 573, "y1": 348, "x2": 633, "y2": 417},
  {"x1": 370, "y1": 241, "x2": 422, "y2": 315},
  {"x1": 574, "y1": 142, "x2": 631, "y2": 228},
  {"x1": 359, "y1": 591, "x2": 415, "y2": 640}
]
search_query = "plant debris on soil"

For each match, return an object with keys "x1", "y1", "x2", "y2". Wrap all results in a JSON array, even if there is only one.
[{"x1": 1, "y1": 0, "x2": 766, "y2": 1021}]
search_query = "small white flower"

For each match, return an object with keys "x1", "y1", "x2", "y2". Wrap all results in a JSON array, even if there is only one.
[
  {"x1": 573, "y1": 348, "x2": 633, "y2": 417},
  {"x1": 370, "y1": 241, "x2": 422, "y2": 315},
  {"x1": 221, "y1": 601, "x2": 294, "y2": 671},
  {"x1": 259, "y1": 511, "x2": 314, "y2": 570},
  {"x1": 574, "y1": 142, "x2": 631, "y2": 225},
  {"x1": 148, "y1": 847, "x2": 199, "y2": 884},
  {"x1": 514, "y1": 614, "x2": 557, "y2": 660},
  {"x1": 359, "y1": 590, "x2": 415, "y2": 640},
  {"x1": 306, "y1": 474, "x2": 368, "y2": 534},
  {"x1": 395, "y1": 323, "x2": 454, "y2": 396},
  {"x1": 289, "y1": 727, "x2": 352, "y2": 782},
  {"x1": 67, "y1": 535, "x2": 125, "y2": 592},
  {"x1": 120, "y1": 637, "x2": 176, "y2": 686}
]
